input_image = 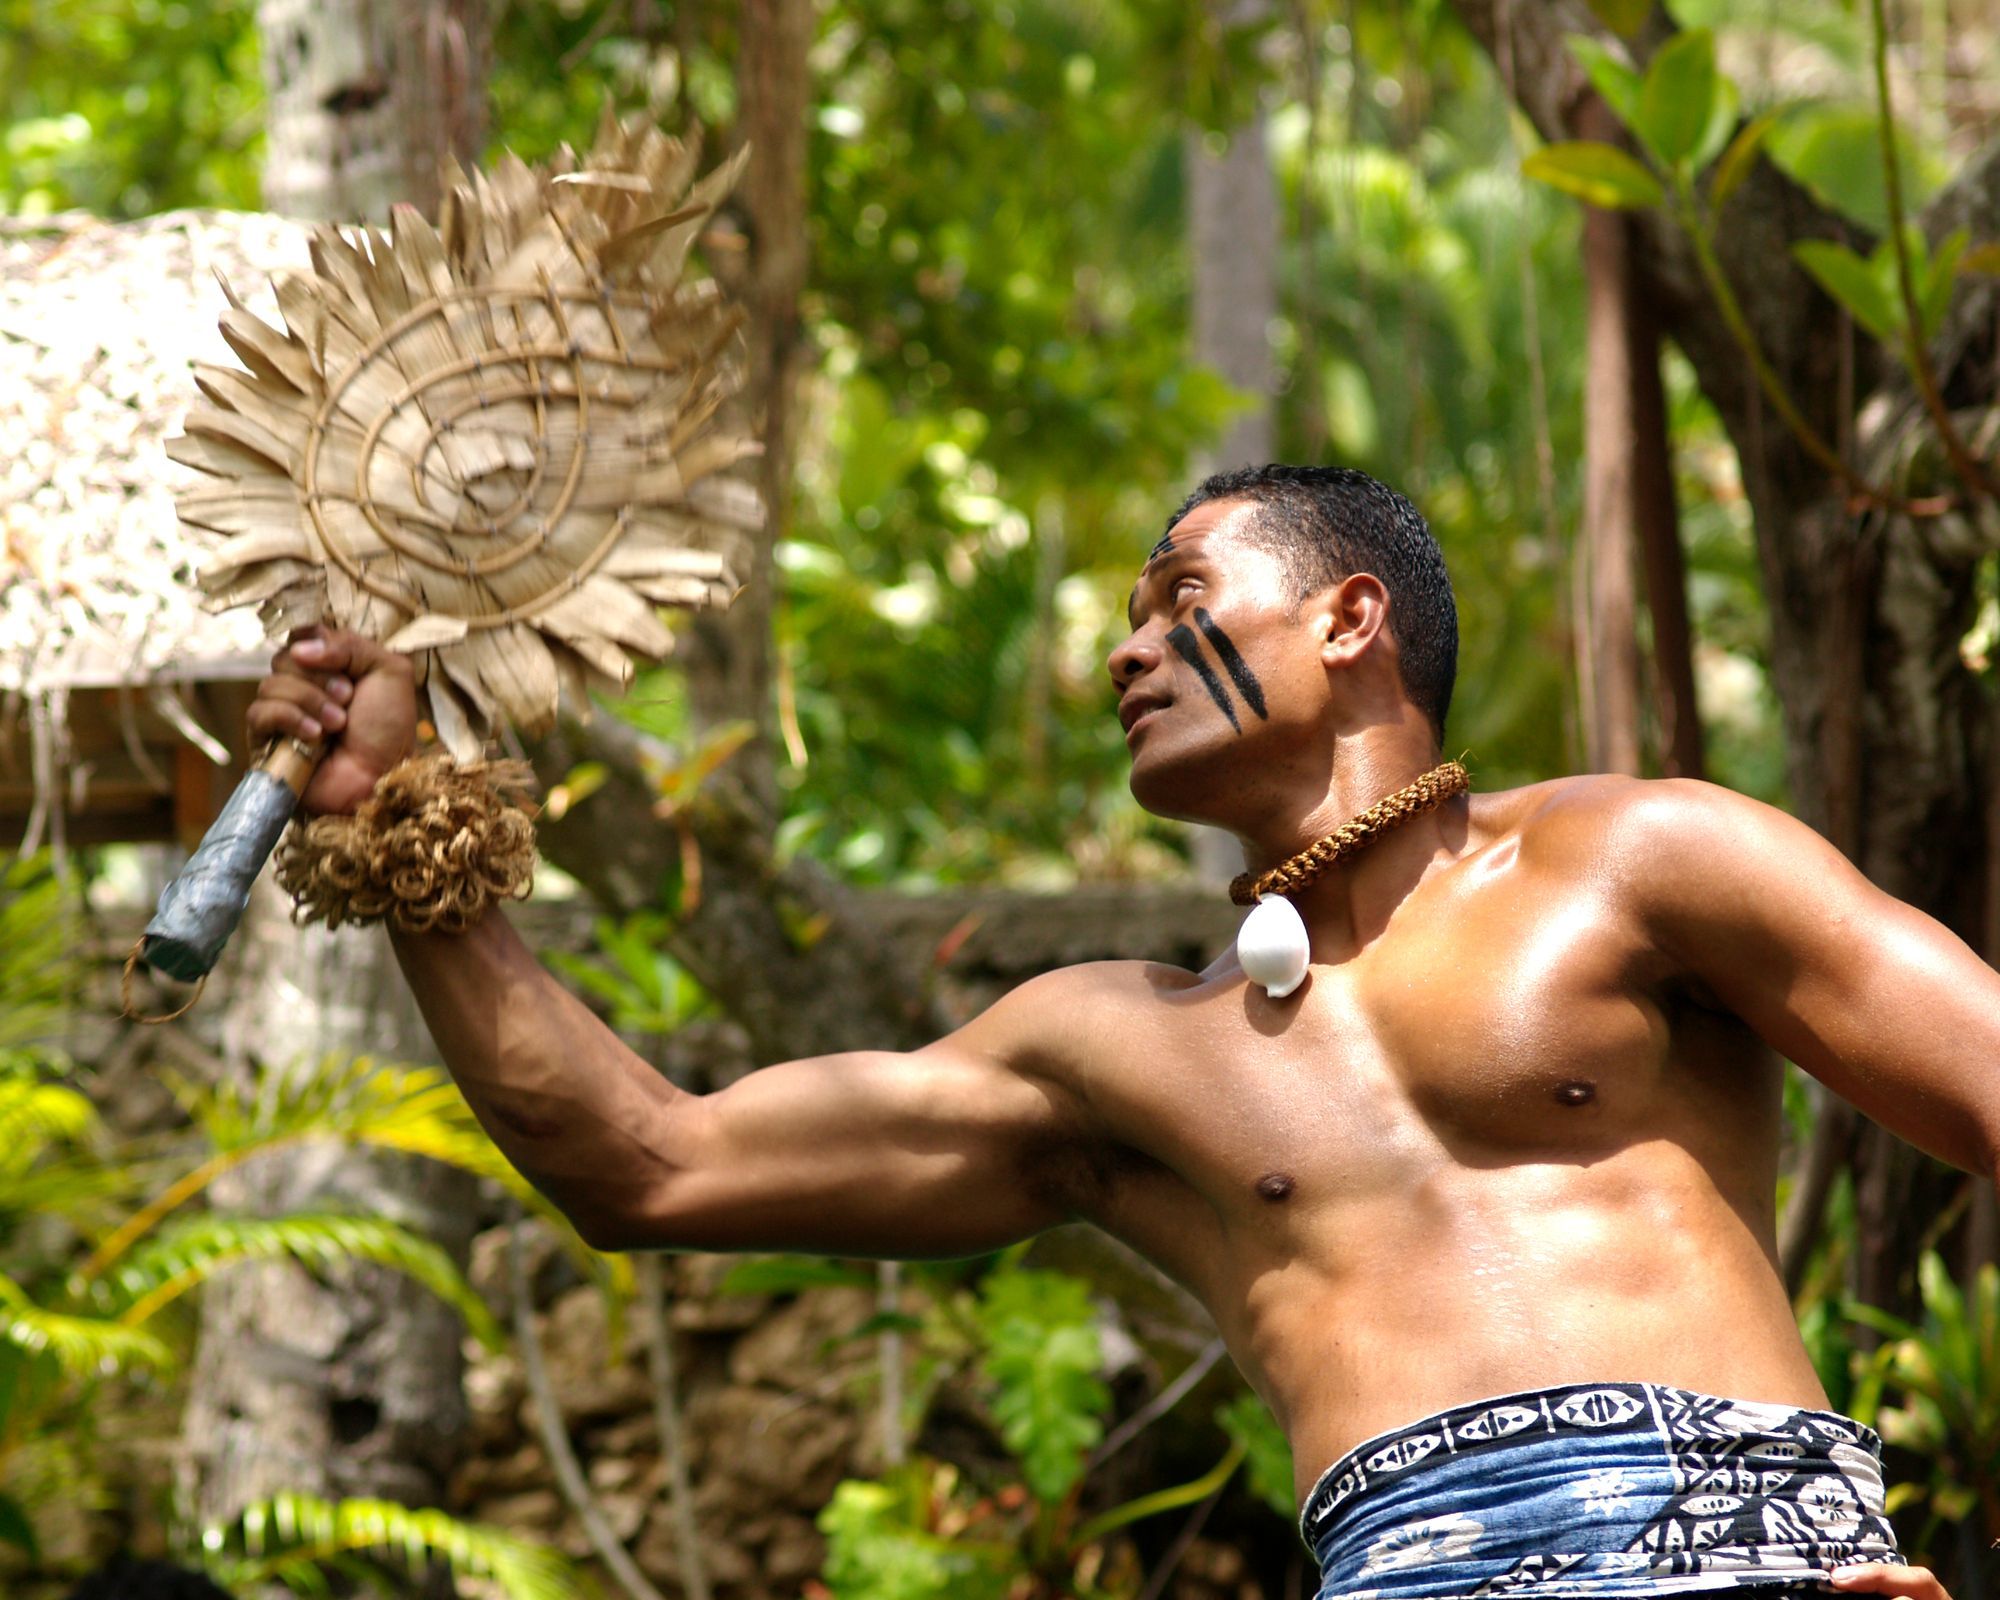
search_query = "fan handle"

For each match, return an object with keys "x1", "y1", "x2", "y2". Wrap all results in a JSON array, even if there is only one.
[{"x1": 138, "y1": 738, "x2": 325, "y2": 983}]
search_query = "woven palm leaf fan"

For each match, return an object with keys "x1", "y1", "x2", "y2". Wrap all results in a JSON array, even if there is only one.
[{"x1": 135, "y1": 113, "x2": 759, "y2": 992}]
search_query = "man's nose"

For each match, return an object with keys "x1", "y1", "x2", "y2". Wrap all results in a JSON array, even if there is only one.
[{"x1": 1107, "y1": 631, "x2": 1162, "y2": 689}]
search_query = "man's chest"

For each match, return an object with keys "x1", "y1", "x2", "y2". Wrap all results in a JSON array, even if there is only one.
[{"x1": 1097, "y1": 885, "x2": 1717, "y2": 1205}]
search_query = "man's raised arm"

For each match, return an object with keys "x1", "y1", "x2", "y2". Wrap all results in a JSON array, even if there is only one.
[
  {"x1": 1621, "y1": 779, "x2": 2000, "y2": 1177},
  {"x1": 390, "y1": 915, "x2": 1093, "y2": 1256},
  {"x1": 249, "y1": 627, "x2": 1099, "y2": 1259}
]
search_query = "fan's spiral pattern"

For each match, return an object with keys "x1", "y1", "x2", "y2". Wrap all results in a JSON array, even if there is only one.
[{"x1": 172, "y1": 113, "x2": 760, "y2": 759}]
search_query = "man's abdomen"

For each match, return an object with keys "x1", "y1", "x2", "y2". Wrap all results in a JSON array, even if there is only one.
[{"x1": 1228, "y1": 1145, "x2": 1828, "y2": 1504}]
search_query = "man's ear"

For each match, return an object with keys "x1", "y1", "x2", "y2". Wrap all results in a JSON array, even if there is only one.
[{"x1": 1316, "y1": 573, "x2": 1390, "y2": 669}]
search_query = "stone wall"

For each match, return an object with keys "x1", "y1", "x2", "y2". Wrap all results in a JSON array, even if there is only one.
[{"x1": 455, "y1": 1240, "x2": 880, "y2": 1597}]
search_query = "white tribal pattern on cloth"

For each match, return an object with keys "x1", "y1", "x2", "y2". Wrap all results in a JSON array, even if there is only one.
[{"x1": 1301, "y1": 1382, "x2": 1900, "y2": 1600}]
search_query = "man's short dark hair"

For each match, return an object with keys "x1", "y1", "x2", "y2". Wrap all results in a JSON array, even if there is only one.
[{"x1": 1168, "y1": 464, "x2": 1458, "y2": 743}]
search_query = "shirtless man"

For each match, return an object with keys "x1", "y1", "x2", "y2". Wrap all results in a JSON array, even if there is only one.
[{"x1": 249, "y1": 464, "x2": 1975, "y2": 1599}]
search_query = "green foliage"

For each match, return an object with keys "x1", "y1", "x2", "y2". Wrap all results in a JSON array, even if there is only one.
[
  {"x1": 815, "y1": 1255, "x2": 1296, "y2": 1598},
  {"x1": 100, "y1": 1211, "x2": 504, "y2": 1351},
  {"x1": 204, "y1": 1491, "x2": 589, "y2": 1600},
  {"x1": 1846, "y1": 1252, "x2": 2000, "y2": 1537},
  {"x1": 0, "y1": 907, "x2": 560, "y2": 1590},
  {"x1": 546, "y1": 913, "x2": 712, "y2": 1037},
  {"x1": 0, "y1": 1490, "x2": 38, "y2": 1561},
  {"x1": 0, "y1": 855, "x2": 81, "y2": 1075},
  {"x1": 1521, "y1": 142, "x2": 1662, "y2": 210},
  {"x1": 0, "y1": 0, "x2": 261, "y2": 216},
  {"x1": 1583, "y1": 0, "x2": 1654, "y2": 39},
  {"x1": 1565, "y1": 36, "x2": 1643, "y2": 129},
  {"x1": 972, "y1": 1267, "x2": 1109, "y2": 1503},
  {"x1": 1534, "y1": 29, "x2": 1735, "y2": 192},
  {"x1": 817, "y1": 1472, "x2": 1016, "y2": 1600},
  {"x1": 1216, "y1": 1391, "x2": 1294, "y2": 1519},
  {"x1": 770, "y1": 0, "x2": 1246, "y2": 883},
  {"x1": 0, "y1": 1275, "x2": 172, "y2": 1378},
  {"x1": 1763, "y1": 103, "x2": 1947, "y2": 237},
  {"x1": 1633, "y1": 29, "x2": 1729, "y2": 170},
  {"x1": 1793, "y1": 226, "x2": 1968, "y2": 347},
  {"x1": 161, "y1": 1052, "x2": 547, "y2": 1212},
  {"x1": 718, "y1": 1256, "x2": 877, "y2": 1296},
  {"x1": 1708, "y1": 108, "x2": 1781, "y2": 212}
]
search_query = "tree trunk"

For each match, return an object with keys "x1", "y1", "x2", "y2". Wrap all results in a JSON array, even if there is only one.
[
  {"x1": 183, "y1": 0, "x2": 492, "y2": 1558},
  {"x1": 675, "y1": 0, "x2": 814, "y2": 819},
  {"x1": 1187, "y1": 112, "x2": 1278, "y2": 473},
  {"x1": 180, "y1": 883, "x2": 474, "y2": 1540},
  {"x1": 1451, "y1": 1, "x2": 1997, "y2": 1319},
  {"x1": 1577, "y1": 99, "x2": 1702, "y2": 778},
  {"x1": 1579, "y1": 157, "x2": 1645, "y2": 777},
  {"x1": 1186, "y1": 0, "x2": 1277, "y2": 880},
  {"x1": 1627, "y1": 273, "x2": 1704, "y2": 782},
  {"x1": 258, "y1": 0, "x2": 488, "y2": 221}
]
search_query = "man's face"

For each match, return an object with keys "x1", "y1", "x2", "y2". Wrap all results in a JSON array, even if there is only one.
[{"x1": 1108, "y1": 499, "x2": 1335, "y2": 823}]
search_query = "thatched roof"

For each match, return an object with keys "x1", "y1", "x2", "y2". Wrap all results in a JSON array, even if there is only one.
[
  {"x1": 0, "y1": 210, "x2": 320, "y2": 850},
  {"x1": 1, "y1": 209, "x2": 316, "y2": 698}
]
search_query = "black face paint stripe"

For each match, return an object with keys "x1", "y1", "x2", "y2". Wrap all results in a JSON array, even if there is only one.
[
  {"x1": 1193, "y1": 608, "x2": 1267, "y2": 720},
  {"x1": 1167, "y1": 623, "x2": 1241, "y2": 733},
  {"x1": 1149, "y1": 530, "x2": 1176, "y2": 560}
]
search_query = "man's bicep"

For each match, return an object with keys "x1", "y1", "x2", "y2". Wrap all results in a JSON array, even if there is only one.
[
  {"x1": 1635, "y1": 782, "x2": 2000, "y2": 1173},
  {"x1": 619, "y1": 1040, "x2": 1085, "y2": 1257}
]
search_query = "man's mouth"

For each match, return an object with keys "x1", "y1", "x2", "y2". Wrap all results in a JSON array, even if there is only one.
[{"x1": 1118, "y1": 694, "x2": 1171, "y2": 736}]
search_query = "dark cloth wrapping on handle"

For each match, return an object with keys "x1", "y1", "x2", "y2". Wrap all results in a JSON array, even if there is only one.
[{"x1": 140, "y1": 768, "x2": 300, "y2": 982}]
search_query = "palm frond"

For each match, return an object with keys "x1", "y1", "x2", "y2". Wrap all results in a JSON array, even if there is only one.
[
  {"x1": 105, "y1": 1211, "x2": 502, "y2": 1350},
  {"x1": 81, "y1": 1057, "x2": 518, "y2": 1284},
  {"x1": 200, "y1": 1493, "x2": 589, "y2": 1600},
  {"x1": 0, "y1": 1160, "x2": 144, "y2": 1228},
  {"x1": 167, "y1": 1055, "x2": 469, "y2": 1155},
  {"x1": 0, "y1": 1080, "x2": 97, "y2": 1181},
  {"x1": 0, "y1": 1275, "x2": 172, "y2": 1377},
  {"x1": 156, "y1": 1052, "x2": 602, "y2": 1267},
  {"x1": 0, "y1": 855, "x2": 82, "y2": 1060}
]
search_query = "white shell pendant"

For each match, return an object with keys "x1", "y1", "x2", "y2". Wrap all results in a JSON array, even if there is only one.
[{"x1": 1236, "y1": 894, "x2": 1311, "y2": 999}]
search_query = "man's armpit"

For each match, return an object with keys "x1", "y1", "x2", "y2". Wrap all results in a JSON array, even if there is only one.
[{"x1": 1019, "y1": 1126, "x2": 1153, "y2": 1220}]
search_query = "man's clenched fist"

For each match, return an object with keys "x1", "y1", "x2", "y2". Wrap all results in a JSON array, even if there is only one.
[{"x1": 246, "y1": 627, "x2": 418, "y2": 816}]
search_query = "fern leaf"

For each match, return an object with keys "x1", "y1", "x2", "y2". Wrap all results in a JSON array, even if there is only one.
[
  {"x1": 170, "y1": 1056, "x2": 521, "y2": 1190},
  {"x1": 106, "y1": 1212, "x2": 503, "y2": 1349},
  {"x1": 0, "y1": 855, "x2": 84, "y2": 1059},
  {"x1": 0, "y1": 1081, "x2": 96, "y2": 1171},
  {"x1": 202, "y1": 1492, "x2": 588, "y2": 1600},
  {"x1": 0, "y1": 1275, "x2": 173, "y2": 1376},
  {"x1": 1, "y1": 1160, "x2": 141, "y2": 1223},
  {"x1": 175, "y1": 1057, "x2": 472, "y2": 1154}
]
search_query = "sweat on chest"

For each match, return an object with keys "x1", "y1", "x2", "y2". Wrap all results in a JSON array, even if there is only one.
[{"x1": 1171, "y1": 957, "x2": 1668, "y2": 1197}]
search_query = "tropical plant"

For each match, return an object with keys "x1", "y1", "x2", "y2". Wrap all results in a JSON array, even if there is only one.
[
  {"x1": 546, "y1": 912, "x2": 714, "y2": 1040},
  {"x1": 1523, "y1": 13, "x2": 1995, "y2": 512},
  {"x1": 201, "y1": 1492, "x2": 581, "y2": 1600},
  {"x1": 1846, "y1": 1250, "x2": 2000, "y2": 1544},
  {"x1": 0, "y1": 969, "x2": 592, "y2": 1599},
  {"x1": 811, "y1": 1255, "x2": 1293, "y2": 1599}
]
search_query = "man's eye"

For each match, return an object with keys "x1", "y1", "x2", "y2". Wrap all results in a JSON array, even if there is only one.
[{"x1": 1171, "y1": 577, "x2": 1200, "y2": 603}]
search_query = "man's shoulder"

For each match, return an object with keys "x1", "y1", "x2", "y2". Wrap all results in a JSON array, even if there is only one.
[
  {"x1": 960, "y1": 959, "x2": 1211, "y2": 1081},
  {"x1": 1476, "y1": 773, "x2": 1780, "y2": 855},
  {"x1": 1470, "y1": 774, "x2": 1809, "y2": 914},
  {"x1": 988, "y1": 958, "x2": 1209, "y2": 1024}
]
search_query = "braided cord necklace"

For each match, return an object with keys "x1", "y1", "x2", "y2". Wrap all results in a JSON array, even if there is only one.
[{"x1": 1232, "y1": 759, "x2": 1470, "y2": 998}]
